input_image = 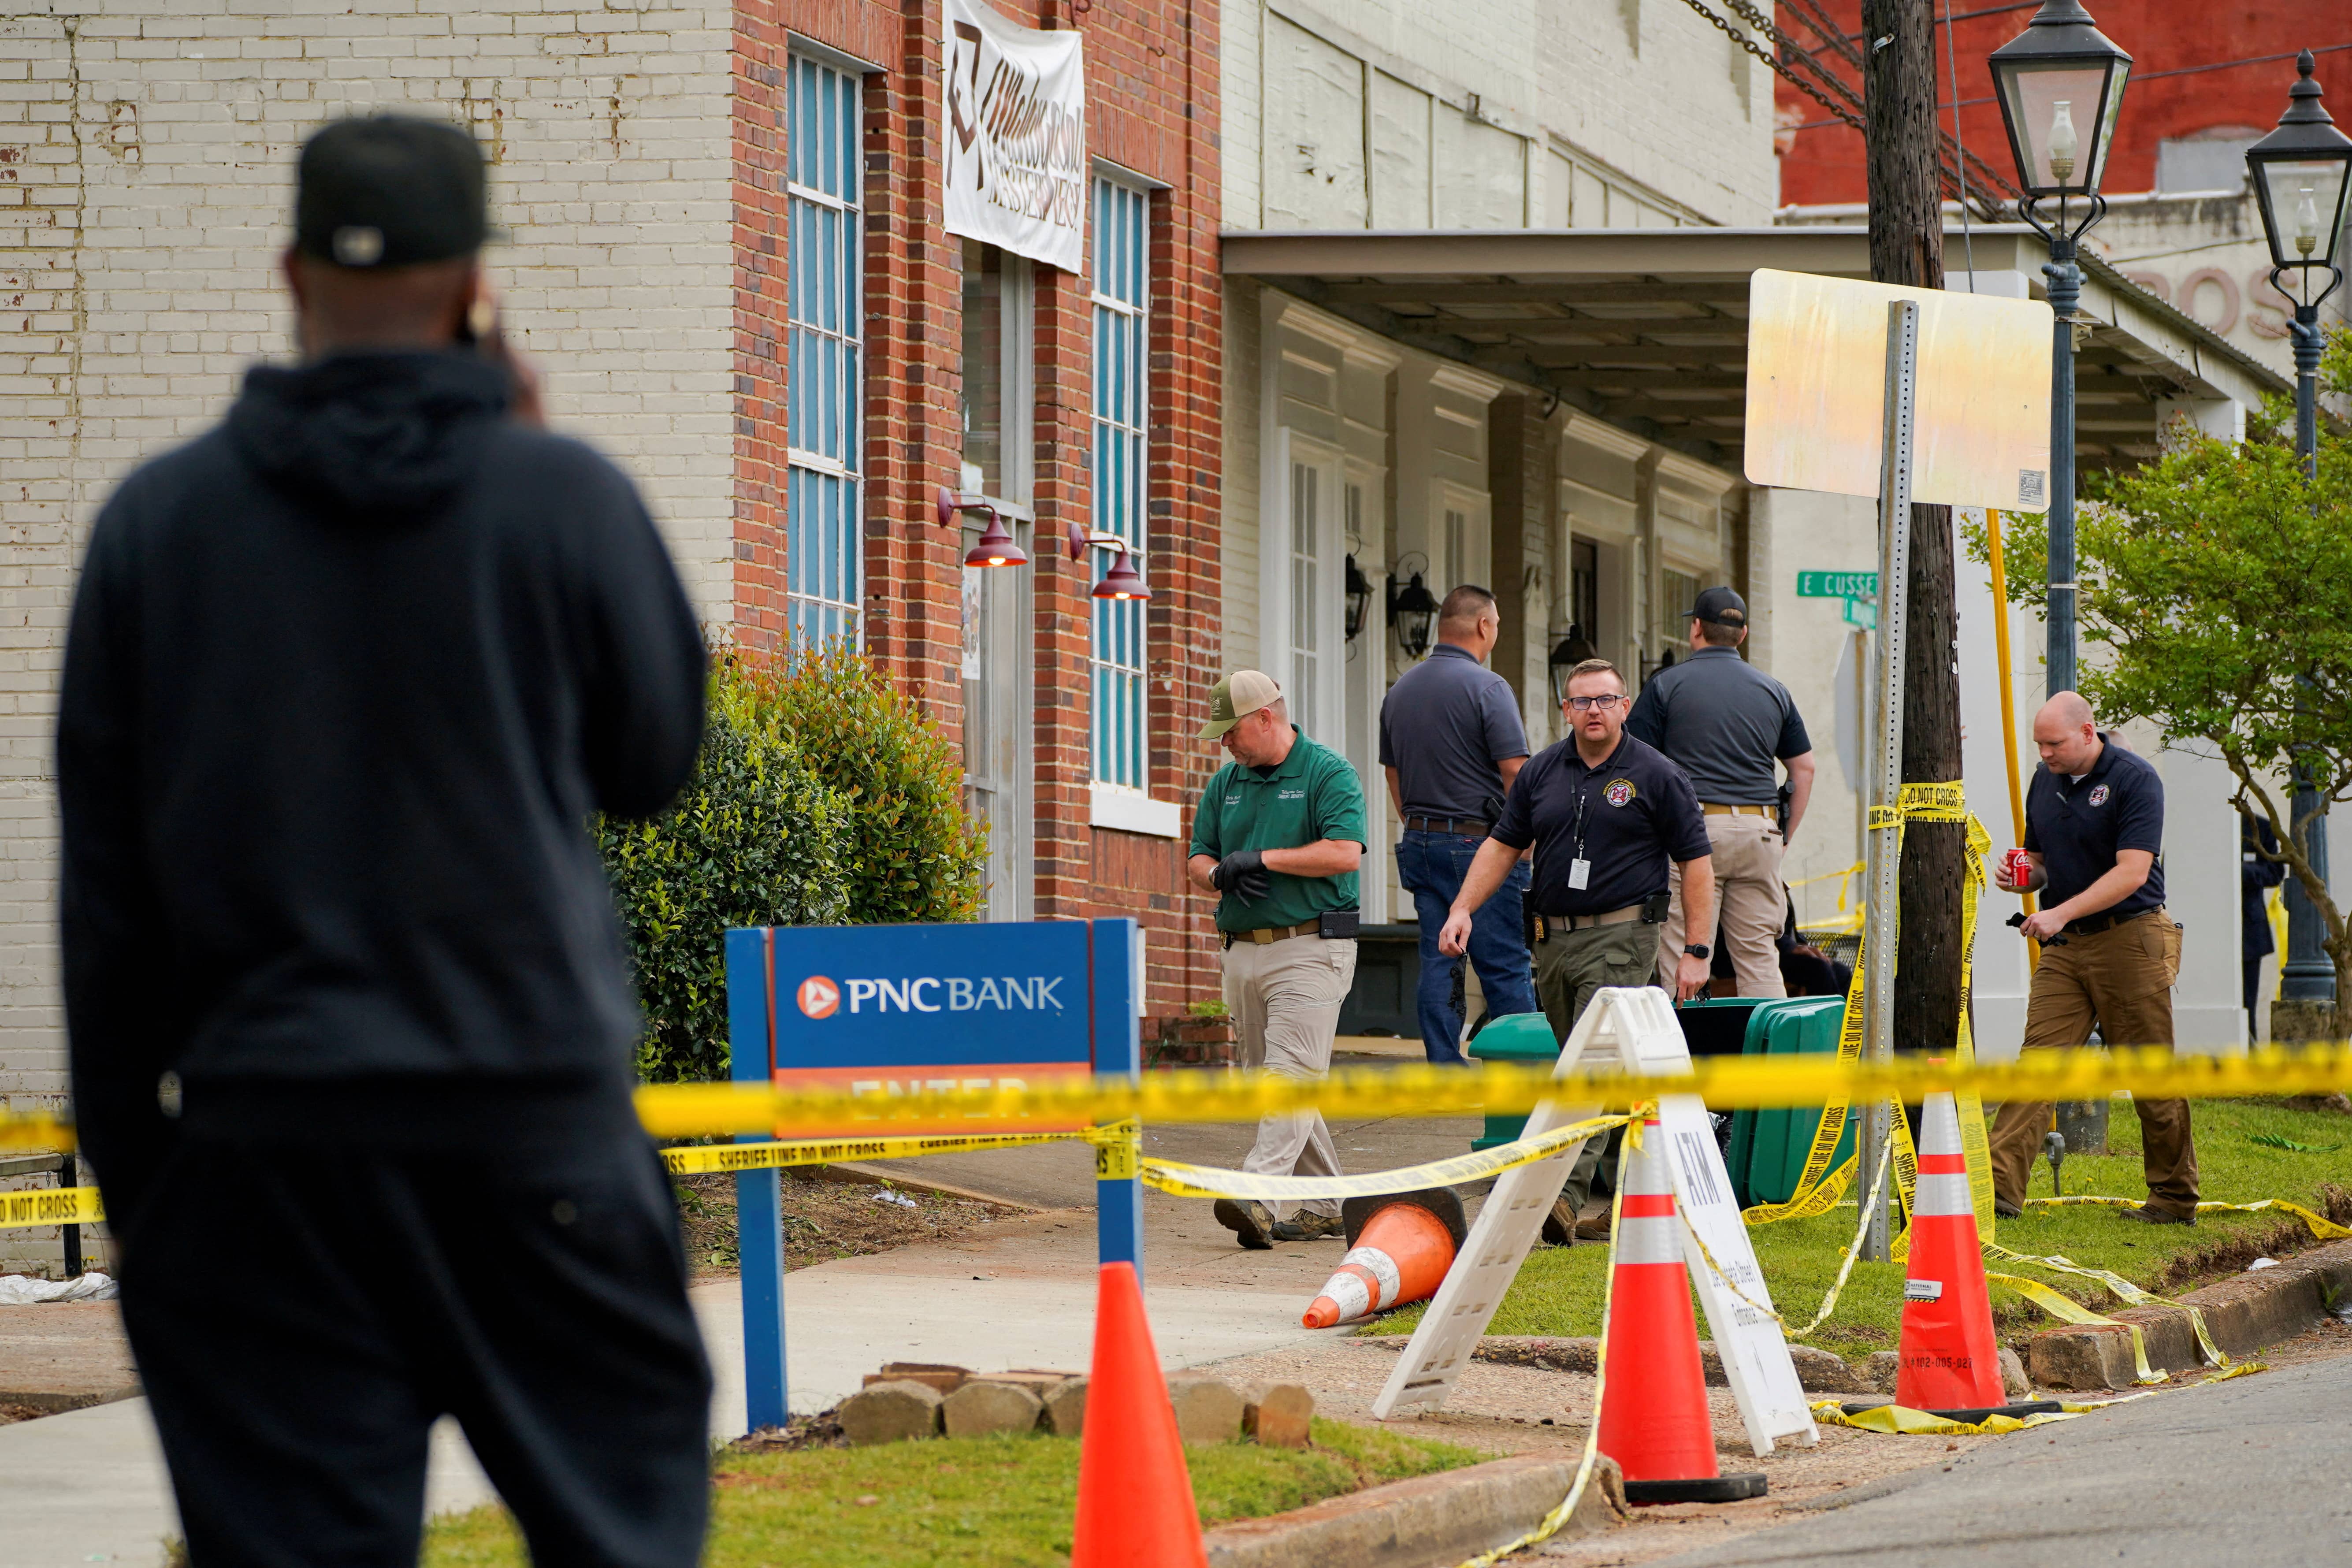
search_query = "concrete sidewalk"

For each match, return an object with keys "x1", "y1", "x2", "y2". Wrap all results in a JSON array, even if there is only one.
[{"x1": 0, "y1": 1115, "x2": 1484, "y2": 1567}]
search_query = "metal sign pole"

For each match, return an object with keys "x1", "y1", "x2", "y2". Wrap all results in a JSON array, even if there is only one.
[{"x1": 1861, "y1": 299, "x2": 1920, "y2": 1265}]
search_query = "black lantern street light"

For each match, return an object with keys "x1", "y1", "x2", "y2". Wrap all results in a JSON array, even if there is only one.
[
  {"x1": 1989, "y1": 0, "x2": 2132, "y2": 700},
  {"x1": 1546, "y1": 624, "x2": 1597, "y2": 709},
  {"x1": 2248, "y1": 50, "x2": 2352, "y2": 481},
  {"x1": 2248, "y1": 51, "x2": 2352, "y2": 1008}
]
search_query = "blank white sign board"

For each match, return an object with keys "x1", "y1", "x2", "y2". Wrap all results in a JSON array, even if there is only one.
[{"x1": 1744, "y1": 268, "x2": 2053, "y2": 514}]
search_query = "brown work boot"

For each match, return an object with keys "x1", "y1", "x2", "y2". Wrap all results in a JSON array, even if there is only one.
[
  {"x1": 1574, "y1": 1200, "x2": 1613, "y2": 1243},
  {"x1": 1273, "y1": 1211, "x2": 1345, "y2": 1242},
  {"x1": 1214, "y1": 1198, "x2": 1276, "y2": 1249},
  {"x1": 2117, "y1": 1204, "x2": 2193, "y2": 1226},
  {"x1": 1542, "y1": 1196, "x2": 1578, "y2": 1246}
]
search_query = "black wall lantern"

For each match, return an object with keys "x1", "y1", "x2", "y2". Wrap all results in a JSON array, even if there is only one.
[
  {"x1": 1344, "y1": 554, "x2": 1373, "y2": 642},
  {"x1": 1387, "y1": 568, "x2": 1439, "y2": 660},
  {"x1": 1546, "y1": 625, "x2": 1597, "y2": 708}
]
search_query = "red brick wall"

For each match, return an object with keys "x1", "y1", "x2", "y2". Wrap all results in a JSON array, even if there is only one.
[{"x1": 751, "y1": 0, "x2": 1225, "y2": 1024}]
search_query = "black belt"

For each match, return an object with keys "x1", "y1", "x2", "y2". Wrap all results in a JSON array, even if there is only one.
[
  {"x1": 1405, "y1": 815, "x2": 1491, "y2": 836},
  {"x1": 2064, "y1": 906, "x2": 2162, "y2": 936}
]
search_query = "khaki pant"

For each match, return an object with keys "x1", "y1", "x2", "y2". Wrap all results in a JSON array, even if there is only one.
[
  {"x1": 1223, "y1": 935, "x2": 1357, "y2": 1220},
  {"x1": 1659, "y1": 810, "x2": 1785, "y2": 998},
  {"x1": 1988, "y1": 909, "x2": 2200, "y2": 1219},
  {"x1": 1535, "y1": 921, "x2": 1659, "y2": 1216}
]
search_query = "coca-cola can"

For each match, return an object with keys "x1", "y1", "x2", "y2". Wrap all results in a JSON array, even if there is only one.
[{"x1": 2002, "y1": 847, "x2": 2034, "y2": 887}]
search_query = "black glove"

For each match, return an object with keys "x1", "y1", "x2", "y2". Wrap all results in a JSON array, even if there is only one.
[{"x1": 1212, "y1": 849, "x2": 1272, "y2": 903}]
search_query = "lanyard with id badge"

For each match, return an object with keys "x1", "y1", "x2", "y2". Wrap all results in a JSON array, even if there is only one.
[{"x1": 1568, "y1": 772, "x2": 1598, "y2": 891}]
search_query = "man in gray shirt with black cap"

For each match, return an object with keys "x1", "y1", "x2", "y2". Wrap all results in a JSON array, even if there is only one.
[
  {"x1": 1627, "y1": 586, "x2": 1816, "y2": 998},
  {"x1": 1379, "y1": 585, "x2": 1539, "y2": 1063}
]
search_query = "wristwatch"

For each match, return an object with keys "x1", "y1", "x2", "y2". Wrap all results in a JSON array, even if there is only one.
[{"x1": 1683, "y1": 943, "x2": 1712, "y2": 959}]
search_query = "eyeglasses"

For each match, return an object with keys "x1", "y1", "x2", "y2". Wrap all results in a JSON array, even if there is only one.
[{"x1": 1565, "y1": 694, "x2": 1625, "y2": 711}]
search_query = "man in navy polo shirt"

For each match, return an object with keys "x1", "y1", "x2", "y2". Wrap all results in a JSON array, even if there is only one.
[
  {"x1": 1989, "y1": 692, "x2": 2199, "y2": 1223},
  {"x1": 1379, "y1": 584, "x2": 1538, "y2": 1063},
  {"x1": 1440, "y1": 657, "x2": 1716, "y2": 1238}
]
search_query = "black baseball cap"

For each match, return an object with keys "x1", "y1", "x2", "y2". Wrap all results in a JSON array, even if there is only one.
[
  {"x1": 1689, "y1": 586, "x2": 1748, "y2": 628},
  {"x1": 294, "y1": 115, "x2": 487, "y2": 269}
]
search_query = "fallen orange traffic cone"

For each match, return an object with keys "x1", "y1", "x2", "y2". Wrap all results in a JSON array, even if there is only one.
[
  {"x1": 1302, "y1": 1187, "x2": 1466, "y2": 1328},
  {"x1": 1595, "y1": 1116, "x2": 1765, "y2": 1505},
  {"x1": 1895, "y1": 1092, "x2": 2009, "y2": 1416},
  {"x1": 1070, "y1": 1262, "x2": 1208, "y2": 1568}
]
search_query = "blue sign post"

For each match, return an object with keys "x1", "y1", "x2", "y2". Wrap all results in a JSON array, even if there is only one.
[{"x1": 721, "y1": 918, "x2": 1143, "y2": 1430}]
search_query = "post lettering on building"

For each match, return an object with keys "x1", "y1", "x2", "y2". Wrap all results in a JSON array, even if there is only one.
[{"x1": 942, "y1": 0, "x2": 1088, "y2": 274}]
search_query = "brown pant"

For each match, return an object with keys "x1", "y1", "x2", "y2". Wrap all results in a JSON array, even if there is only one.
[
  {"x1": 1987, "y1": 908, "x2": 2199, "y2": 1219},
  {"x1": 1658, "y1": 810, "x2": 1786, "y2": 998}
]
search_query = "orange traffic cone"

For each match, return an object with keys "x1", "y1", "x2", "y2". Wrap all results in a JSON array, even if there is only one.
[
  {"x1": 1595, "y1": 1116, "x2": 1765, "y2": 1505},
  {"x1": 1070, "y1": 1262, "x2": 1208, "y2": 1568},
  {"x1": 1303, "y1": 1187, "x2": 1466, "y2": 1328},
  {"x1": 1894, "y1": 1092, "x2": 2010, "y2": 1416}
]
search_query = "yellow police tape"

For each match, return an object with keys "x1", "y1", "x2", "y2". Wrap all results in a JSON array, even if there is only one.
[
  {"x1": 0, "y1": 1185, "x2": 102, "y2": 1228},
  {"x1": 1985, "y1": 1271, "x2": 2166, "y2": 1385},
  {"x1": 1813, "y1": 1359, "x2": 2271, "y2": 1438},
  {"x1": 1988, "y1": 1239, "x2": 2230, "y2": 1368},
  {"x1": 656, "y1": 1114, "x2": 1639, "y2": 1205},
  {"x1": 1744, "y1": 788, "x2": 1996, "y2": 1255},
  {"x1": 1455, "y1": 1129, "x2": 1633, "y2": 1568},
  {"x1": 1137, "y1": 1113, "x2": 1633, "y2": 1203},
  {"x1": 659, "y1": 1130, "x2": 1088, "y2": 1176},
  {"x1": 7, "y1": 1047, "x2": 2347, "y2": 1156},
  {"x1": 617, "y1": 1044, "x2": 2352, "y2": 1141},
  {"x1": 2030, "y1": 1193, "x2": 2352, "y2": 1242}
]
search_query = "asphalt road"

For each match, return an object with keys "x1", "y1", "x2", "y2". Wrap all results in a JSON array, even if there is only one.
[{"x1": 1649, "y1": 1353, "x2": 2352, "y2": 1567}]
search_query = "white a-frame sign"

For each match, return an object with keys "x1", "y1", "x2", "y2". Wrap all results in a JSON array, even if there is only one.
[{"x1": 1371, "y1": 986, "x2": 1818, "y2": 1456}]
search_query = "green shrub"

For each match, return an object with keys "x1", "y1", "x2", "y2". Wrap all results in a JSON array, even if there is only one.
[
  {"x1": 597, "y1": 658, "x2": 852, "y2": 1083},
  {"x1": 759, "y1": 643, "x2": 988, "y2": 926}
]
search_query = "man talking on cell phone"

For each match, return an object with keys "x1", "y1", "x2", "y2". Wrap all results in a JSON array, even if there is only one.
[{"x1": 58, "y1": 116, "x2": 712, "y2": 1566}]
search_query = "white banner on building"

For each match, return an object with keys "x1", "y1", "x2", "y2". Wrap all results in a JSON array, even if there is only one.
[{"x1": 943, "y1": 0, "x2": 1087, "y2": 274}]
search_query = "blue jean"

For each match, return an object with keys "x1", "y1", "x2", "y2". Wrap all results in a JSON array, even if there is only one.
[{"x1": 1396, "y1": 830, "x2": 1539, "y2": 1064}]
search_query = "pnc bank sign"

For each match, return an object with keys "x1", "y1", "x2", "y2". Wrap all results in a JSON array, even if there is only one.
[
  {"x1": 729, "y1": 919, "x2": 1132, "y2": 1137},
  {"x1": 795, "y1": 973, "x2": 1068, "y2": 1018}
]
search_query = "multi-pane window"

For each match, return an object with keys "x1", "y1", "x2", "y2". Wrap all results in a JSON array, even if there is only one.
[
  {"x1": 786, "y1": 56, "x2": 863, "y2": 647},
  {"x1": 1090, "y1": 178, "x2": 1149, "y2": 790}
]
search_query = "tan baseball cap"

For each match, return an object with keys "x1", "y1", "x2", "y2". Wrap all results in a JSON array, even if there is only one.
[{"x1": 1199, "y1": 670, "x2": 1282, "y2": 739}]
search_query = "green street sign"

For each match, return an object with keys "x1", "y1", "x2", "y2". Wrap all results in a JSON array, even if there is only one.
[
  {"x1": 1843, "y1": 595, "x2": 1877, "y2": 631},
  {"x1": 1798, "y1": 571, "x2": 1878, "y2": 598}
]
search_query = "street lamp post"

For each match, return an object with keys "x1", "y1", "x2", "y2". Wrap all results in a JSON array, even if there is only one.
[
  {"x1": 1989, "y1": 0, "x2": 2133, "y2": 699},
  {"x1": 2247, "y1": 51, "x2": 2352, "y2": 1006}
]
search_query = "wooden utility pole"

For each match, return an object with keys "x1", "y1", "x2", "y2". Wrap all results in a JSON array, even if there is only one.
[{"x1": 1862, "y1": 0, "x2": 1964, "y2": 1056}]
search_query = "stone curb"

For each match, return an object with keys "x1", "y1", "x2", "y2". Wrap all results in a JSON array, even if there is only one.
[
  {"x1": 1201, "y1": 1452, "x2": 1624, "y2": 1568},
  {"x1": 2026, "y1": 1237, "x2": 2352, "y2": 1390},
  {"x1": 1360, "y1": 1333, "x2": 1875, "y2": 1393}
]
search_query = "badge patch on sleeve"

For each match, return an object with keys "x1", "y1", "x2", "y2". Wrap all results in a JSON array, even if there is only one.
[{"x1": 1605, "y1": 779, "x2": 1636, "y2": 807}]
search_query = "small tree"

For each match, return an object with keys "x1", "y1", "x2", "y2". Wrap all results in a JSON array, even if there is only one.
[
  {"x1": 598, "y1": 659, "x2": 853, "y2": 1081},
  {"x1": 759, "y1": 643, "x2": 989, "y2": 926},
  {"x1": 1977, "y1": 334, "x2": 2352, "y2": 1028}
]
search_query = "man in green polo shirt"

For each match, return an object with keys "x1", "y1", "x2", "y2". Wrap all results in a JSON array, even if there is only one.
[{"x1": 1188, "y1": 670, "x2": 1367, "y2": 1248}]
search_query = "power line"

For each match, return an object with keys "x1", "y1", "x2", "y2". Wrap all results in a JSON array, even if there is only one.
[{"x1": 1786, "y1": 40, "x2": 2352, "y2": 136}]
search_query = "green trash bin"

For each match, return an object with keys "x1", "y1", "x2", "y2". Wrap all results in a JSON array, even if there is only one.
[
  {"x1": 1464, "y1": 1011, "x2": 1558, "y2": 1151},
  {"x1": 1724, "y1": 995, "x2": 1852, "y2": 1208}
]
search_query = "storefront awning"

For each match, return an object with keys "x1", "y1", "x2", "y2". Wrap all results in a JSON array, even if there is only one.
[{"x1": 1222, "y1": 225, "x2": 2292, "y2": 474}]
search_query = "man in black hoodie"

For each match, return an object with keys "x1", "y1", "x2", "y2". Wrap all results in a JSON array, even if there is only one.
[{"x1": 57, "y1": 117, "x2": 712, "y2": 1567}]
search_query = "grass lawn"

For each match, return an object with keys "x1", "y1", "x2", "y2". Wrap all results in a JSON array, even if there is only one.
[
  {"x1": 1369, "y1": 1096, "x2": 2352, "y2": 1356},
  {"x1": 418, "y1": 1419, "x2": 1485, "y2": 1568}
]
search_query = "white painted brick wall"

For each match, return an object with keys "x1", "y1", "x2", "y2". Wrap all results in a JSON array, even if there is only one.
[{"x1": 0, "y1": 7, "x2": 734, "y2": 1263}]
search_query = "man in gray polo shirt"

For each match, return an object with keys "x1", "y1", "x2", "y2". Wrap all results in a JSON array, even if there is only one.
[
  {"x1": 1627, "y1": 586, "x2": 1815, "y2": 998},
  {"x1": 1379, "y1": 584, "x2": 1538, "y2": 1063}
]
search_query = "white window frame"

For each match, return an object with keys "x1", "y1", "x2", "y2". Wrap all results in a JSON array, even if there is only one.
[
  {"x1": 785, "y1": 53, "x2": 864, "y2": 648},
  {"x1": 1267, "y1": 429, "x2": 1346, "y2": 746},
  {"x1": 1088, "y1": 174, "x2": 1177, "y2": 834}
]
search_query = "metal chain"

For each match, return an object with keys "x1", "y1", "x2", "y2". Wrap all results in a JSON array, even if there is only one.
[
  {"x1": 1676, "y1": 0, "x2": 2021, "y2": 216},
  {"x1": 1674, "y1": 0, "x2": 1867, "y2": 134}
]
